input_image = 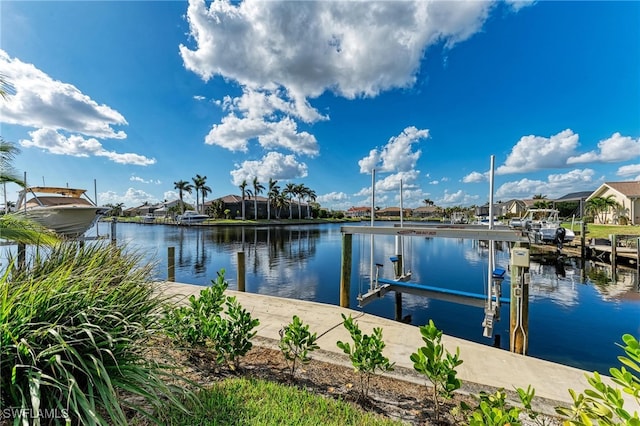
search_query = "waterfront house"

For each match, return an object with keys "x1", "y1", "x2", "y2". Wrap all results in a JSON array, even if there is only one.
[
  {"x1": 586, "y1": 181, "x2": 640, "y2": 225},
  {"x1": 346, "y1": 206, "x2": 371, "y2": 218}
]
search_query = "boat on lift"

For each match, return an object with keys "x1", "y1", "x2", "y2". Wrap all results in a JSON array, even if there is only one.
[
  {"x1": 518, "y1": 208, "x2": 575, "y2": 244},
  {"x1": 14, "y1": 186, "x2": 110, "y2": 238}
]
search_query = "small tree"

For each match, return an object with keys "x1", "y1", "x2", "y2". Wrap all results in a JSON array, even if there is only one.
[
  {"x1": 279, "y1": 315, "x2": 319, "y2": 378},
  {"x1": 336, "y1": 314, "x2": 395, "y2": 400},
  {"x1": 410, "y1": 319, "x2": 463, "y2": 423}
]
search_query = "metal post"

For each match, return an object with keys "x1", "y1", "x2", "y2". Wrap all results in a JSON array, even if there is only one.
[
  {"x1": 237, "y1": 251, "x2": 246, "y2": 292},
  {"x1": 510, "y1": 242, "x2": 530, "y2": 355},
  {"x1": 340, "y1": 233, "x2": 353, "y2": 308},
  {"x1": 167, "y1": 246, "x2": 175, "y2": 282}
]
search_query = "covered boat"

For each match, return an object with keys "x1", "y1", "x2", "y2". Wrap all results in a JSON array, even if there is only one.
[{"x1": 14, "y1": 186, "x2": 110, "y2": 238}]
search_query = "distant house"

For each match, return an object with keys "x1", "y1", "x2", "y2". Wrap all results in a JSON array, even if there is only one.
[
  {"x1": 346, "y1": 206, "x2": 370, "y2": 218},
  {"x1": 205, "y1": 195, "x2": 304, "y2": 219},
  {"x1": 587, "y1": 181, "x2": 640, "y2": 224},
  {"x1": 411, "y1": 206, "x2": 438, "y2": 218},
  {"x1": 377, "y1": 206, "x2": 413, "y2": 218}
]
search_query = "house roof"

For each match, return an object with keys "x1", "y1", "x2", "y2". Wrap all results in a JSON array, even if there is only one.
[
  {"x1": 555, "y1": 191, "x2": 593, "y2": 202},
  {"x1": 602, "y1": 181, "x2": 640, "y2": 197}
]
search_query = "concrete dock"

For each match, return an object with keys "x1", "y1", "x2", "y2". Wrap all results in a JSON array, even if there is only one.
[{"x1": 160, "y1": 281, "x2": 639, "y2": 415}]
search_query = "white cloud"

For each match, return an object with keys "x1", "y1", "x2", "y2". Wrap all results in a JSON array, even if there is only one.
[
  {"x1": 504, "y1": 0, "x2": 536, "y2": 12},
  {"x1": 180, "y1": 1, "x2": 494, "y2": 99},
  {"x1": 568, "y1": 133, "x2": 640, "y2": 164},
  {"x1": 130, "y1": 175, "x2": 161, "y2": 184},
  {"x1": 182, "y1": 1, "x2": 497, "y2": 160},
  {"x1": 205, "y1": 114, "x2": 319, "y2": 156},
  {"x1": 99, "y1": 188, "x2": 160, "y2": 207},
  {"x1": 438, "y1": 189, "x2": 479, "y2": 206},
  {"x1": 0, "y1": 50, "x2": 127, "y2": 139},
  {"x1": 19, "y1": 128, "x2": 156, "y2": 166},
  {"x1": 317, "y1": 191, "x2": 348, "y2": 203},
  {"x1": 358, "y1": 126, "x2": 428, "y2": 173},
  {"x1": 462, "y1": 171, "x2": 487, "y2": 183},
  {"x1": 496, "y1": 129, "x2": 580, "y2": 174},
  {"x1": 617, "y1": 164, "x2": 640, "y2": 178},
  {"x1": 229, "y1": 152, "x2": 308, "y2": 186},
  {"x1": 495, "y1": 168, "x2": 597, "y2": 199}
]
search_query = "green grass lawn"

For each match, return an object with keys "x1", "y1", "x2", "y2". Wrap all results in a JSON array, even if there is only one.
[
  {"x1": 153, "y1": 377, "x2": 403, "y2": 426},
  {"x1": 566, "y1": 223, "x2": 640, "y2": 240}
]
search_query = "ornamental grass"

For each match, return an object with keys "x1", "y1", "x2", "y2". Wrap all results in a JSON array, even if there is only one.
[{"x1": 0, "y1": 242, "x2": 193, "y2": 425}]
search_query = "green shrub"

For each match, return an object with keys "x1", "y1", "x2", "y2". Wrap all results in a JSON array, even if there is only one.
[
  {"x1": 336, "y1": 314, "x2": 395, "y2": 400},
  {"x1": 162, "y1": 270, "x2": 260, "y2": 371},
  {"x1": 459, "y1": 386, "x2": 539, "y2": 426},
  {"x1": 279, "y1": 315, "x2": 320, "y2": 378},
  {"x1": 213, "y1": 295, "x2": 260, "y2": 371},
  {"x1": 410, "y1": 319, "x2": 463, "y2": 423},
  {"x1": 556, "y1": 334, "x2": 640, "y2": 425},
  {"x1": 0, "y1": 242, "x2": 191, "y2": 425}
]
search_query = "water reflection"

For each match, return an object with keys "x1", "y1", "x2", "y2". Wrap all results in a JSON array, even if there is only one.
[{"x1": 22, "y1": 221, "x2": 637, "y2": 373}]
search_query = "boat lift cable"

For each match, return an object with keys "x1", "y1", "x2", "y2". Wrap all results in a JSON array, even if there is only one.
[{"x1": 511, "y1": 268, "x2": 528, "y2": 354}]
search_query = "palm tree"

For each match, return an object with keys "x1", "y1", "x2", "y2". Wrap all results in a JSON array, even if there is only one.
[
  {"x1": 423, "y1": 198, "x2": 434, "y2": 207},
  {"x1": 239, "y1": 180, "x2": 248, "y2": 220},
  {"x1": 1, "y1": 138, "x2": 25, "y2": 187},
  {"x1": 267, "y1": 178, "x2": 280, "y2": 221},
  {"x1": 252, "y1": 177, "x2": 265, "y2": 220},
  {"x1": 294, "y1": 183, "x2": 307, "y2": 220},
  {"x1": 532, "y1": 194, "x2": 550, "y2": 209},
  {"x1": 283, "y1": 183, "x2": 296, "y2": 219},
  {"x1": 192, "y1": 175, "x2": 205, "y2": 214},
  {"x1": 305, "y1": 188, "x2": 316, "y2": 219},
  {"x1": 173, "y1": 180, "x2": 193, "y2": 214},
  {"x1": 200, "y1": 181, "x2": 212, "y2": 214},
  {"x1": 586, "y1": 195, "x2": 620, "y2": 224},
  {"x1": 275, "y1": 192, "x2": 288, "y2": 219}
]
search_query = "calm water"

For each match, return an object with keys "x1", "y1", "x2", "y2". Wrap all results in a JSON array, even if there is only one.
[{"x1": 70, "y1": 222, "x2": 640, "y2": 372}]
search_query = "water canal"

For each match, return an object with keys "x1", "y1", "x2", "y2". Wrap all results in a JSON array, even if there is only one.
[{"x1": 49, "y1": 222, "x2": 640, "y2": 372}]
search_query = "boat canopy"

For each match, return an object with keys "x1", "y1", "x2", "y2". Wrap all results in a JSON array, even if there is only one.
[{"x1": 25, "y1": 187, "x2": 87, "y2": 198}]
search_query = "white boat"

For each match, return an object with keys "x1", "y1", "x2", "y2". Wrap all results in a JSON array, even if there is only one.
[
  {"x1": 519, "y1": 208, "x2": 575, "y2": 244},
  {"x1": 14, "y1": 186, "x2": 110, "y2": 238},
  {"x1": 176, "y1": 210, "x2": 208, "y2": 225},
  {"x1": 142, "y1": 213, "x2": 155, "y2": 224}
]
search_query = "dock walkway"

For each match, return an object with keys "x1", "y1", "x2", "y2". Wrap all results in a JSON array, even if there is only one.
[{"x1": 160, "y1": 282, "x2": 639, "y2": 415}]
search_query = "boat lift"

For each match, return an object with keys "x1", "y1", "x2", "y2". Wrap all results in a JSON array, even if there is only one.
[{"x1": 339, "y1": 224, "x2": 531, "y2": 353}]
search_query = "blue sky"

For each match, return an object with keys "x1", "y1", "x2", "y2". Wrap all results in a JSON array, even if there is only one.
[{"x1": 1, "y1": 0, "x2": 639, "y2": 211}]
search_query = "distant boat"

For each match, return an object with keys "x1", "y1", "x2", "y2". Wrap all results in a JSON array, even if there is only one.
[
  {"x1": 518, "y1": 208, "x2": 575, "y2": 244},
  {"x1": 14, "y1": 186, "x2": 110, "y2": 238},
  {"x1": 142, "y1": 213, "x2": 156, "y2": 224},
  {"x1": 176, "y1": 210, "x2": 209, "y2": 225}
]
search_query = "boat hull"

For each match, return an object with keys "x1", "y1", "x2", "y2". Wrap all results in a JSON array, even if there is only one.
[{"x1": 15, "y1": 206, "x2": 109, "y2": 238}]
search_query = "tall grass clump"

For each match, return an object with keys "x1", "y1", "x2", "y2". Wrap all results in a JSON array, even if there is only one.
[{"x1": 0, "y1": 241, "x2": 191, "y2": 425}]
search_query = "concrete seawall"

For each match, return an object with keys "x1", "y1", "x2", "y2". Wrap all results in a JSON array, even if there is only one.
[{"x1": 159, "y1": 281, "x2": 639, "y2": 414}]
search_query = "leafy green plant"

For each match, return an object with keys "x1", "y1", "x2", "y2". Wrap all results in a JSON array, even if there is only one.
[
  {"x1": 336, "y1": 313, "x2": 395, "y2": 399},
  {"x1": 458, "y1": 386, "x2": 540, "y2": 426},
  {"x1": 162, "y1": 269, "x2": 259, "y2": 371},
  {"x1": 213, "y1": 295, "x2": 260, "y2": 371},
  {"x1": 410, "y1": 319, "x2": 463, "y2": 423},
  {"x1": 556, "y1": 334, "x2": 640, "y2": 425},
  {"x1": 162, "y1": 270, "x2": 227, "y2": 348},
  {"x1": 279, "y1": 315, "x2": 320, "y2": 378},
  {"x1": 0, "y1": 242, "x2": 192, "y2": 425}
]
